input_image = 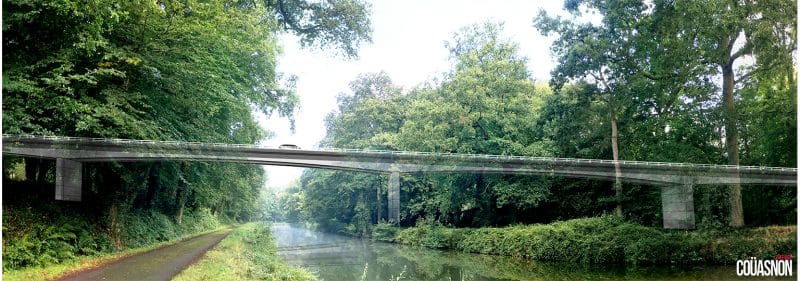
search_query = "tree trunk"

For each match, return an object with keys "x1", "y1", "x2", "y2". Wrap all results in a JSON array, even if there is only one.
[
  {"x1": 611, "y1": 117, "x2": 623, "y2": 217},
  {"x1": 109, "y1": 204, "x2": 123, "y2": 250},
  {"x1": 722, "y1": 62, "x2": 745, "y2": 227},
  {"x1": 175, "y1": 182, "x2": 185, "y2": 225}
]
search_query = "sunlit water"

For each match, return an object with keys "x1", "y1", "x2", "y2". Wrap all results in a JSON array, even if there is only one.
[{"x1": 271, "y1": 223, "x2": 791, "y2": 281}]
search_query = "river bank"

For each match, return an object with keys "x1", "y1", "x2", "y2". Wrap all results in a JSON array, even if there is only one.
[
  {"x1": 174, "y1": 222, "x2": 318, "y2": 281},
  {"x1": 371, "y1": 216, "x2": 796, "y2": 266}
]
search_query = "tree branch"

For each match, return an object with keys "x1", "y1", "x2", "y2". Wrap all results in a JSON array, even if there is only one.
[
  {"x1": 730, "y1": 39, "x2": 754, "y2": 63},
  {"x1": 735, "y1": 61, "x2": 779, "y2": 84},
  {"x1": 273, "y1": 0, "x2": 322, "y2": 33}
]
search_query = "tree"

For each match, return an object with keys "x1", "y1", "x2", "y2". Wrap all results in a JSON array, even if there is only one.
[
  {"x1": 264, "y1": 0, "x2": 373, "y2": 58},
  {"x1": 536, "y1": 0, "x2": 796, "y2": 226},
  {"x1": 2, "y1": 0, "x2": 306, "y2": 232},
  {"x1": 534, "y1": 0, "x2": 652, "y2": 216},
  {"x1": 298, "y1": 72, "x2": 404, "y2": 231},
  {"x1": 393, "y1": 22, "x2": 552, "y2": 226},
  {"x1": 323, "y1": 71, "x2": 405, "y2": 149},
  {"x1": 649, "y1": 0, "x2": 796, "y2": 227}
]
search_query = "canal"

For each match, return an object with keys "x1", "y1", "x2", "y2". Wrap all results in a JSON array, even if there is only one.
[{"x1": 271, "y1": 223, "x2": 789, "y2": 281}]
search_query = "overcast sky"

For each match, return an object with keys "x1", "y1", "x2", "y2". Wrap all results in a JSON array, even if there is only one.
[{"x1": 257, "y1": 1, "x2": 574, "y2": 191}]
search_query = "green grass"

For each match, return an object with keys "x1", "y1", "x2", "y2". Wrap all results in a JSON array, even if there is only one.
[
  {"x1": 173, "y1": 222, "x2": 317, "y2": 281},
  {"x1": 377, "y1": 216, "x2": 797, "y2": 266},
  {"x1": 2, "y1": 226, "x2": 228, "y2": 281}
]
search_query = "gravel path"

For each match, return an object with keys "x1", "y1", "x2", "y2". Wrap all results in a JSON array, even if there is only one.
[{"x1": 57, "y1": 228, "x2": 232, "y2": 281}]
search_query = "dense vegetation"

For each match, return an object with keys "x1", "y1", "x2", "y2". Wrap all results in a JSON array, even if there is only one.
[
  {"x1": 374, "y1": 216, "x2": 795, "y2": 265},
  {"x1": 2, "y1": 0, "x2": 371, "y2": 272},
  {"x1": 278, "y1": 0, "x2": 796, "y2": 239},
  {"x1": 174, "y1": 223, "x2": 317, "y2": 281}
]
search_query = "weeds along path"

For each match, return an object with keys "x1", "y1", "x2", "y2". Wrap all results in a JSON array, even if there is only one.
[{"x1": 57, "y1": 228, "x2": 233, "y2": 281}]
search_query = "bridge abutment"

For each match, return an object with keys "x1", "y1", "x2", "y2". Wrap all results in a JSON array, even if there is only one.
[
  {"x1": 56, "y1": 158, "x2": 82, "y2": 201},
  {"x1": 661, "y1": 183, "x2": 695, "y2": 229},
  {"x1": 388, "y1": 172, "x2": 400, "y2": 223}
]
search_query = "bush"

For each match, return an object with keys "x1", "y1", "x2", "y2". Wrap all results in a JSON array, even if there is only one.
[
  {"x1": 371, "y1": 222, "x2": 399, "y2": 242},
  {"x1": 394, "y1": 218, "x2": 462, "y2": 249},
  {"x1": 388, "y1": 216, "x2": 797, "y2": 266},
  {"x1": 2, "y1": 202, "x2": 224, "y2": 272},
  {"x1": 2, "y1": 205, "x2": 113, "y2": 270},
  {"x1": 175, "y1": 208, "x2": 221, "y2": 235},
  {"x1": 119, "y1": 210, "x2": 179, "y2": 248}
]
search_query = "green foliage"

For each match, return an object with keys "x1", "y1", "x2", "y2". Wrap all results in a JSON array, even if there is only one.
[
  {"x1": 174, "y1": 222, "x2": 317, "y2": 281},
  {"x1": 388, "y1": 216, "x2": 796, "y2": 265},
  {"x1": 293, "y1": 9, "x2": 795, "y2": 231},
  {"x1": 371, "y1": 222, "x2": 400, "y2": 242},
  {"x1": 1, "y1": 192, "x2": 226, "y2": 272},
  {"x1": 298, "y1": 169, "x2": 384, "y2": 233},
  {"x1": 117, "y1": 208, "x2": 221, "y2": 248},
  {"x1": 2, "y1": 203, "x2": 112, "y2": 270},
  {"x1": 3, "y1": 0, "x2": 317, "y2": 256},
  {"x1": 299, "y1": 23, "x2": 556, "y2": 228},
  {"x1": 1, "y1": 0, "x2": 373, "y2": 273},
  {"x1": 264, "y1": 0, "x2": 372, "y2": 58},
  {"x1": 394, "y1": 218, "x2": 463, "y2": 249}
]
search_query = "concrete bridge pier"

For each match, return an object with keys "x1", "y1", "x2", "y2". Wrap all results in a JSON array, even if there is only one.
[
  {"x1": 387, "y1": 172, "x2": 400, "y2": 223},
  {"x1": 56, "y1": 158, "x2": 82, "y2": 201},
  {"x1": 661, "y1": 182, "x2": 695, "y2": 229}
]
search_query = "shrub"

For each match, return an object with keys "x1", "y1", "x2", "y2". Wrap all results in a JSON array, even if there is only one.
[
  {"x1": 371, "y1": 222, "x2": 399, "y2": 242},
  {"x1": 2, "y1": 206, "x2": 113, "y2": 270},
  {"x1": 387, "y1": 216, "x2": 797, "y2": 266}
]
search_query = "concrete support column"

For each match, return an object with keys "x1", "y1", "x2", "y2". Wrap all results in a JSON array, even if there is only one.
[
  {"x1": 661, "y1": 183, "x2": 695, "y2": 229},
  {"x1": 387, "y1": 172, "x2": 400, "y2": 223},
  {"x1": 56, "y1": 158, "x2": 82, "y2": 201}
]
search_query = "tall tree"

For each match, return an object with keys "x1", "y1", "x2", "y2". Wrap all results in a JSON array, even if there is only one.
[
  {"x1": 651, "y1": 0, "x2": 796, "y2": 227},
  {"x1": 1, "y1": 0, "x2": 370, "y2": 236},
  {"x1": 299, "y1": 72, "x2": 405, "y2": 231},
  {"x1": 394, "y1": 22, "x2": 552, "y2": 225},
  {"x1": 534, "y1": 0, "x2": 651, "y2": 216}
]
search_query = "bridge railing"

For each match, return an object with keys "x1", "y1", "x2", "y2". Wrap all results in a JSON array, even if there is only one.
[{"x1": 3, "y1": 134, "x2": 796, "y2": 173}]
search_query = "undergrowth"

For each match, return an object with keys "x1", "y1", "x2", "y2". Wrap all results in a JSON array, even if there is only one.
[
  {"x1": 379, "y1": 215, "x2": 796, "y2": 266},
  {"x1": 2, "y1": 201, "x2": 222, "y2": 272}
]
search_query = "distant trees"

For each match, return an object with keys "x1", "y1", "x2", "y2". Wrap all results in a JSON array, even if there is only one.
[{"x1": 294, "y1": 23, "x2": 556, "y2": 231}]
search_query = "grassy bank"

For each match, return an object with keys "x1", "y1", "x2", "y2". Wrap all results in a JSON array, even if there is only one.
[
  {"x1": 173, "y1": 222, "x2": 317, "y2": 281},
  {"x1": 372, "y1": 216, "x2": 796, "y2": 266}
]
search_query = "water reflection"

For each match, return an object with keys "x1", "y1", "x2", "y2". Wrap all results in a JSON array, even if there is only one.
[{"x1": 271, "y1": 223, "x2": 791, "y2": 281}]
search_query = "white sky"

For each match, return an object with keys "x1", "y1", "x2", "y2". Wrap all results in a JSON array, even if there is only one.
[{"x1": 257, "y1": 1, "x2": 573, "y2": 191}]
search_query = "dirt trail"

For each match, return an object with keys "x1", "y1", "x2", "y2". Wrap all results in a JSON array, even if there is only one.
[{"x1": 57, "y1": 228, "x2": 232, "y2": 281}]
